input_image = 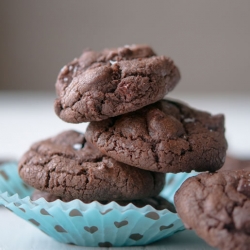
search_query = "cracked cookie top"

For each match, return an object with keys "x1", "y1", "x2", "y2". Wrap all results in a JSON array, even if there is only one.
[
  {"x1": 174, "y1": 170, "x2": 250, "y2": 250},
  {"x1": 18, "y1": 130, "x2": 165, "y2": 202},
  {"x1": 86, "y1": 99, "x2": 227, "y2": 173},
  {"x1": 54, "y1": 44, "x2": 180, "y2": 123}
]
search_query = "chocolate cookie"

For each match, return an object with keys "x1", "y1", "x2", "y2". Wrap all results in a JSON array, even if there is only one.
[
  {"x1": 31, "y1": 189, "x2": 175, "y2": 212},
  {"x1": 19, "y1": 130, "x2": 165, "y2": 202},
  {"x1": 86, "y1": 99, "x2": 227, "y2": 173},
  {"x1": 175, "y1": 170, "x2": 250, "y2": 250},
  {"x1": 54, "y1": 45, "x2": 180, "y2": 123},
  {"x1": 220, "y1": 155, "x2": 250, "y2": 171}
]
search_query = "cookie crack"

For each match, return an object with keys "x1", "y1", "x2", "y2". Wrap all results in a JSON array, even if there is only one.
[{"x1": 199, "y1": 175, "x2": 248, "y2": 234}]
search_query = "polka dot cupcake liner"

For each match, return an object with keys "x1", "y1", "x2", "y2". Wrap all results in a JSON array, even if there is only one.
[{"x1": 0, "y1": 162, "x2": 197, "y2": 247}]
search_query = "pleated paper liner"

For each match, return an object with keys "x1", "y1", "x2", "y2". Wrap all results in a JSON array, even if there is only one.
[
  {"x1": 163, "y1": 172, "x2": 198, "y2": 204},
  {"x1": 0, "y1": 161, "x2": 197, "y2": 247},
  {"x1": 0, "y1": 161, "x2": 33, "y2": 197}
]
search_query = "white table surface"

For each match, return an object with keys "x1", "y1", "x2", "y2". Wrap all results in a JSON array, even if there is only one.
[{"x1": 0, "y1": 91, "x2": 250, "y2": 250}]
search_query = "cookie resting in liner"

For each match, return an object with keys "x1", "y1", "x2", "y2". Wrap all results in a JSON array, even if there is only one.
[
  {"x1": 0, "y1": 161, "x2": 190, "y2": 246},
  {"x1": 18, "y1": 130, "x2": 165, "y2": 202}
]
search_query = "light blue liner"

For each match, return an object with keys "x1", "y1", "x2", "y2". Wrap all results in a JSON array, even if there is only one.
[
  {"x1": 0, "y1": 161, "x2": 33, "y2": 197},
  {"x1": 0, "y1": 162, "x2": 196, "y2": 247},
  {"x1": 161, "y1": 171, "x2": 198, "y2": 204}
]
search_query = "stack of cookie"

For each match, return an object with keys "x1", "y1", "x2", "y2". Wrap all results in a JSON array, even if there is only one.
[{"x1": 19, "y1": 45, "x2": 227, "y2": 207}]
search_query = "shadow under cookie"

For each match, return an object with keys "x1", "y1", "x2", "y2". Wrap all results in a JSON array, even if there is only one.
[{"x1": 31, "y1": 189, "x2": 176, "y2": 213}]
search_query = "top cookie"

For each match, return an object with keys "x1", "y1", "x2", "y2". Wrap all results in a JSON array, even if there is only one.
[
  {"x1": 54, "y1": 45, "x2": 180, "y2": 123},
  {"x1": 86, "y1": 99, "x2": 227, "y2": 173},
  {"x1": 18, "y1": 130, "x2": 165, "y2": 202},
  {"x1": 174, "y1": 170, "x2": 250, "y2": 250}
]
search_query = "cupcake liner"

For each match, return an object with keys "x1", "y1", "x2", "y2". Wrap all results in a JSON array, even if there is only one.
[
  {"x1": 0, "y1": 162, "x2": 196, "y2": 247},
  {"x1": 161, "y1": 171, "x2": 198, "y2": 204},
  {"x1": 0, "y1": 162, "x2": 33, "y2": 198}
]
